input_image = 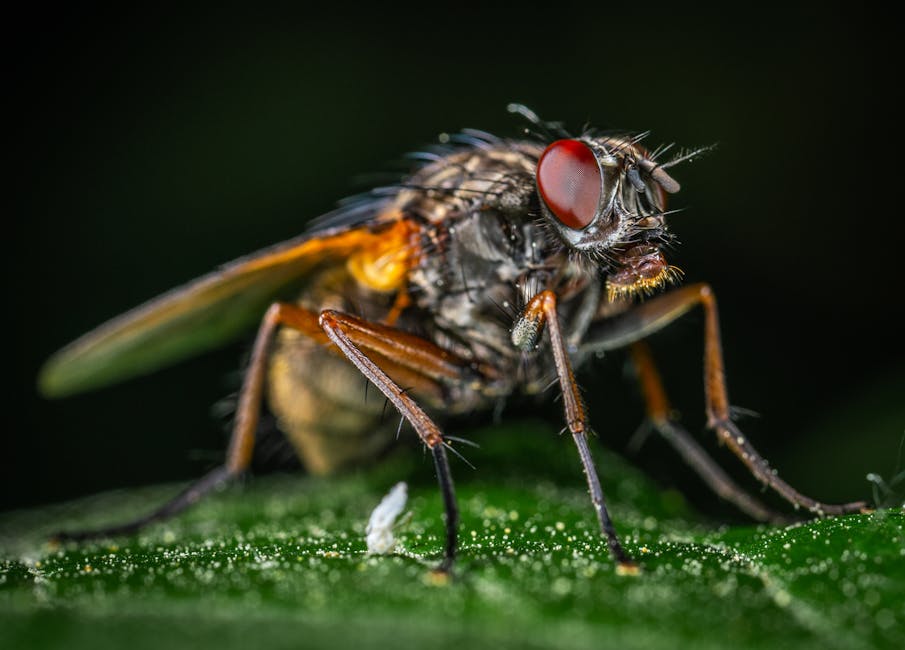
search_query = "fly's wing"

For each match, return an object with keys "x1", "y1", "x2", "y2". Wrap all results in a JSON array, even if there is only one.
[{"x1": 39, "y1": 199, "x2": 406, "y2": 398}]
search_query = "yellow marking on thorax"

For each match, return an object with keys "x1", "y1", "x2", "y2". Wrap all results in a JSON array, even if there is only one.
[{"x1": 346, "y1": 217, "x2": 420, "y2": 292}]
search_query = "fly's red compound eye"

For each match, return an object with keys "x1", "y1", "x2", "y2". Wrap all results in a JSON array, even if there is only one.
[{"x1": 536, "y1": 139, "x2": 602, "y2": 230}]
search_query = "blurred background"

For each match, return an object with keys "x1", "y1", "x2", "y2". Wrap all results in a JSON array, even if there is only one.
[{"x1": 7, "y1": 5, "x2": 903, "y2": 516}]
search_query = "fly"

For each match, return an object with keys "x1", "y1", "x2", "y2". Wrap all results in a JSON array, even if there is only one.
[{"x1": 38, "y1": 104, "x2": 868, "y2": 575}]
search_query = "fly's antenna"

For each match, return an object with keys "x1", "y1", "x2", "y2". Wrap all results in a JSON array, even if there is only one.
[
  {"x1": 507, "y1": 103, "x2": 572, "y2": 141},
  {"x1": 636, "y1": 143, "x2": 717, "y2": 195}
]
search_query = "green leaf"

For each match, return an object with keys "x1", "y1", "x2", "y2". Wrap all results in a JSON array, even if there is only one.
[{"x1": 1, "y1": 422, "x2": 903, "y2": 650}]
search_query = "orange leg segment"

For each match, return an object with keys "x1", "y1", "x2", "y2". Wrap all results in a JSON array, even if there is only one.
[
  {"x1": 630, "y1": 341, "x2": 783, "y2": 522},
  {"x1": 56, "y1": 303, "x2": 471, "y2": 572},
  {"x1": 584, "y1": 284, "x2": 868, "y2": 516}
]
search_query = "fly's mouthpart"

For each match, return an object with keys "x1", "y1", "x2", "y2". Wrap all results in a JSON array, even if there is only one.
[
  {"x1": 606, "y1": 245, "x2": 684, "y2": 302},
  {"x1": 607, "y1": 265, "x2": 683, "y2": 302}
]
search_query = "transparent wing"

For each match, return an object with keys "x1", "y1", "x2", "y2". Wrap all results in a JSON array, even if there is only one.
[{"x1": 39, "y1": 200, "x2": 402, "y2": 397}]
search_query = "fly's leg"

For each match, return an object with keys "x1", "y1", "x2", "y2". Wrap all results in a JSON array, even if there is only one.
[
  {"x1": 517, "y1": 290, "x2": 638, "y2": 574},
  {"x1": 317, "y1": 310, "x2": 469, "y2": 573},
  {"x1": 56, "y1": 303, "x2": 476, "y2": 573},
  {"x1": 52, "y1": 466, "x2": 235, "y2": 542},
  {"x1": 582, "y1": 284, "x2": 869, "y2": 516},
  {"x1": 53, "y1": 303, "x2": 324, "y2": 542},
  {"x1": 630, "y1": 341, "x2": 786, "y2": 523}
]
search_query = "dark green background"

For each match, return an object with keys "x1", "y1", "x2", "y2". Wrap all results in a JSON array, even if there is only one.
[{"x1": 7, "y1": 6, "x2": 903, "y2": 514}]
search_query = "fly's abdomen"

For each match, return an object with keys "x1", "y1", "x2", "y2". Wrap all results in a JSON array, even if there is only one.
[{"x1": 266, "y1": 328, "x2": 394, "y2": 474}]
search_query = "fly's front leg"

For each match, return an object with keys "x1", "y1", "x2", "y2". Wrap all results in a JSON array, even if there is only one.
[
  {"x1": 583, "y1": 284, "x2": 869, "y2": 517},
  {"x1": 55, "y1": 302, "x2": 324, "y2": 542},
  {"x1": 515, "y1": 290, "x2": 638, "y2": 574},
  {"x1": 630, "y1": 341, "x2": 785, "y2": 523}
]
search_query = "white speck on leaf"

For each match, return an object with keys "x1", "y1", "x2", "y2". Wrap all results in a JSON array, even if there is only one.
[{"x1": 366, "y1": 482, "x2": 408, "y2": 555}]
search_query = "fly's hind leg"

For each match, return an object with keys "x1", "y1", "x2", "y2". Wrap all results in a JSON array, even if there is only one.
[
  {"x1": 54, "y1": 303, "x2": 327, "y2": 542},
  {"x1": 582, "y1": 284, "x2": 869, "y2": 517},
  {"x1": 629, "y1": 341, "x2": 785, "y2": 523},
  {"x1": 56, "y1": 303, "x2": 477, "y2": 572}
]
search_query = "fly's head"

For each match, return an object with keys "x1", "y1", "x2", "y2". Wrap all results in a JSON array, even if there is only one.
[{"x1": 534, "y1": 135, "x2": 690, "y2": 301}]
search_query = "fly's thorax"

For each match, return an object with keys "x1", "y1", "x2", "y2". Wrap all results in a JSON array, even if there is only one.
[
  {"x1": 408, "y1": 214, "x2": 537, "y2": 357},
  {"x1": 406, "y1": 206, "x2": 604, "y2": 397},
  {"x1": 396, "y1": 144, "x2": 541, "y2": 226}
]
